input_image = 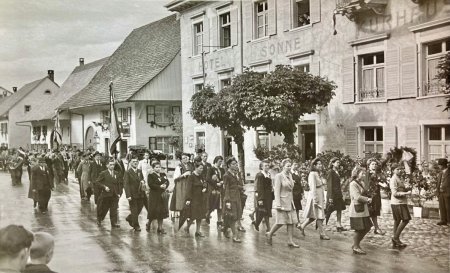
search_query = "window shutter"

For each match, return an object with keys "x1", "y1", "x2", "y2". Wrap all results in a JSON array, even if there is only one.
[
  {"x1": 401, "y1": 46, "x2": 418, "y2": 98},
  {"x1": 310, "y1": 60, "x2": 320, "y2": 76},
  {"x1": 188, "y1": 24, "x2": 194, "y2": 56},
  {"x1": 212, "y1": 14, "x2": 219, "y2": 49},
  {"x1": 342, "y1": 56, "x2": 355, "y2": 103},
  {"x1": 281, "y1": 0, "x2": 291, "y2": 31},
  {"x1": 231, "y1": 7, "x2": 239, "y2": 46},
  {"x1": 405, "y1": 125, "x2": 420, "y2": 152},
  {"x1": 345, "y1": 127, "x2": 358, "y2": 158},
  {"x1": 383, "y1": 126, "x2": 397, "y2": 154},
  {"x1": 385, "y1": 48, "x2": 400, "y2": 99},
  {"x1": 243, "y1": 0, "x2": 253, "y2": 42},
  {"x1": 268, "y1": 0, "x2": 277, "y2": 36},
  {"x1": 203, "y1": 16, "x2": 210, "y2": 53},
  {"x1": 310, "y1": 0, "x2": 321, "y2": 24}
]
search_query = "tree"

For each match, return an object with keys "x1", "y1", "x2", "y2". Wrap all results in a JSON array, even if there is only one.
[
  {"x1": 228, "y1": 65, "x2": 336, "y2": 143},
  {"x1": 436, "y1": 52, "x2": 450, "y2": 111},
  {"x1": 190, "y1": 86, "x2": 247, "y2": 179}
]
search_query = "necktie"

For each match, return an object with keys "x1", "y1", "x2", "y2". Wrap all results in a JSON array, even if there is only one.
[{"x1": 97, "y1": 160, "x2": 100, "y2": 165}]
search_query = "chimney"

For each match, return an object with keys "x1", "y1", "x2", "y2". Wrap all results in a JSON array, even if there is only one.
[
  {"x1": 79, "y1": 58, "x2": 85, "y2": 66},
  {"x1": 47, "y1": 70, "x2": 54, "y2": 82},
  {"x1": 12, "y1": 87, "x2": 17, "y2": 93}
]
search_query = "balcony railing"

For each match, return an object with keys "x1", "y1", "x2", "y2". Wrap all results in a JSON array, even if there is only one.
[
  {"x1": 359, "y1": 88, "x2": 385, "y2": 101},
  {"x1": 422, "y1": 81, "x2": 448, "y2": 96},
  {"x1": 336, "y1": 0, "x2": 388, "y2": 20}
]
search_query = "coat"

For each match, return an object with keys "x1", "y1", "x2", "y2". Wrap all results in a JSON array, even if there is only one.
[
  {"x1": 90, "y1": 160, "x2": 106, "y2": 183},
  {"x1": 147, "y1": 172, "x2": 170, "y2": 220},
  {"x1": 170, "y1": 163, "x2": 193, "y2": 211},
  {"x1": 222, "y1": 171, "x2": 242, "y2": 221},
  {"x1": 255, "y1": 171, "x2": 273, "y2": 215},
  {"x1": 327, "y1": 169, "x2": 343, "y2": 200},
  {"x1": 206, "y1": 166, "x2": 225, "y2": 191},
  {"x1": 303, "y1": 172, "x2": 325, "y2": 219},
  {"x1": 77, "y1": 161, "x2": 91, "y2": 193},
  {"x1": 123, "y1": 168, "x2": 146, "y2": 199},
  {"x1": 30, "y1": 164, "x2": 53, "y2": 203},
  {"x1": 185, "y1": 172, "x2": 207, "y2": 220},
  {"x1": 95, "y1": 170, "x2": 123, "y2": 199},
  {"x1": 273, "y1": 172, "x2": 295, "y2": 211},
  {"x1": 349, "y1": 180, "x2": 370, "y2": 218},
  {"x1": 436, "y1": 168, "x2": 450, "y2": 197}
]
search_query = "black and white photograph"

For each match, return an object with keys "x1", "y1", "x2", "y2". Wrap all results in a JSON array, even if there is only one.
[{"x1": 0, "y1": 0, "x2": 449, "y2": 272}]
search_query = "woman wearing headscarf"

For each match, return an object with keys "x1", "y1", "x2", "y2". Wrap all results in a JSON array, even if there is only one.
[
  {"x1": 389, "y1": 163, "x2": 411, "y2": 248},
  {"x1": 298, "y1": 157, "x2": 330, "y2": 240},
  {"x1": 266, "y1": 158, "x2": 299, "y2": 247},
  {"x1": 365, "y1": 158, "x2": 387, "y2": 235},
  {"x1": 326, "y1": 157, "x2": 347, "y2": 231}
]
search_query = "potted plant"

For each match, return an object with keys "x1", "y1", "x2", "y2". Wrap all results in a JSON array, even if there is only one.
[{"x1": 408, "y1": 160, "x2": 440, "y2": 218}]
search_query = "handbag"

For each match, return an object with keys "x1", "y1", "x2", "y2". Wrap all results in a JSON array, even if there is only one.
[{"x1": 354, "y1": 204, "x2": 365, "y2": 213}]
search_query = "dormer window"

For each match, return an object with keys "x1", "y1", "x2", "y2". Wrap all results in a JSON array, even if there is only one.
[
  {"x1": 44, "y1": 90, "x2": 51, "y2": 95},
  {"x1": 24, "y1": 105, "x2": 31, "y2": 112}
]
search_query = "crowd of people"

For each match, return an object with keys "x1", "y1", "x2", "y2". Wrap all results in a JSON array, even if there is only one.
[{"x1": 2, "y1": 145, "x2": 449, "y2": 263}]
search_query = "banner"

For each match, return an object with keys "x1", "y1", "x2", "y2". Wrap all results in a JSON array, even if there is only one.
[{"x1": 109, "y1": 81, "x2": 121, "y2": 155}]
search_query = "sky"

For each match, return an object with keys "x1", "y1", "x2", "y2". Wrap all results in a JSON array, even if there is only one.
[{"x1": 0, "y1": 0, "x2": 171, "y2": 91}]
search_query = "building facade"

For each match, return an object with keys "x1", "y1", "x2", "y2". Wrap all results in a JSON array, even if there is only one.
[{"x1": 168, "y1": 0, "x2": 449, "y2": 179}]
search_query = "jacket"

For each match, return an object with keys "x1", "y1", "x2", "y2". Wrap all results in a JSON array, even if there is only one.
[
  {"x1": 95, "y1": 169, "x2": 123, "y2": 198},
  {"x1": 349, "y1": 180, "x2": 369, "y2": 218},
  {"x1": 327, "y1": 169, "x2": 343, "y2": 201},
  {"x1": 31, "y1": 164, "x2": 53, "y2": 191},
  {"x1": 436, "y1": 168, "x2": 450, "y2": 197},
  {"x1": 123, "y1": 168, "x2": 146, "y2": 199},
  {"x1": 273, "y1": 172, "x2": 295, "y2": 211}
]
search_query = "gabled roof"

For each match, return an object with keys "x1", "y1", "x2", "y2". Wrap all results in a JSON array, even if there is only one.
[
  {"x1": 0, "y1": 77, "x2": 49, "y2": 118},
  {"x1": 18, "y1": 57, "x2": 108, "y2": 122},
  {"x1": 61, "y1": 14, "x2": 180, "y2": 110}
]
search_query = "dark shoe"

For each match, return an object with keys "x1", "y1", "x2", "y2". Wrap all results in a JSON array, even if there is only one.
[
  {"x1": 374, "y1": 229, "x2": 386, "y2": 235},
  {"x1": 134, "y1": 227, "x2": 141, "y2": 232},
  {"x1": 195, "y1": 232, "x2": 205, "y2": 237},
  {"x1": 232, "y1": 238, "x2": 242, "y2": 243},
  {"x1": 320, "y1": 234, "x2": 330, "y2": 240},
  {"x1": 296, "y1": 224, "x2": 305, "y2": 236},
  {"x1": 287, "y1": 242, "x2": 300, "y2": 248},
  {"x1": 437, "y1": 221, "x2": 447, "y2": 225},
  {"x1": 157, "y1": 229, "x2": 167, "y2": 235},
  {"x1": 265, "y1": 232, "x2": 272, "y2": 245},
  {"x1": 97, "y1": 220, "x2": 102, "y2": 227},
  {"x1": 352, "y1": 247, "x2": 366, "y2": 255},
  {"x1": 337, "y1": 226, "x2": 347, "y2": 232},
  {"x1": 252, "y1": 222, "x2": 259, "y2": 231},
  {"x1": 391, "y1": 237, "x2": 407, "y2": 248},
  {"x1": 111, "y1": 224, "x2": 120, "y2": 228}
]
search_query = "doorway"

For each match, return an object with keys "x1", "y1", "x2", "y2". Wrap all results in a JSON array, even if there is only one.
[
  {"x1": 298, "y1": 123, "x2": 316, "y2": 161},
  {"x1": 120, "y1": 140, "x2": 128, "y2": 159},
  {"x1": 85, "y1": 126, "x2": 96, "y2": 150}
]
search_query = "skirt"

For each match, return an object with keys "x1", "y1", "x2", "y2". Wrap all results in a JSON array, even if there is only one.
[
  {"x1": 391, "y1": 204, "x2": 411, "y2": 221},
  {"x1": 332, "y1": 197, "x2": 346, "y2": 211},
  {"x1": 350, "y1": 217, "x2": 373, "y2": 231},
  {"x1": 293, "y1": 194, "x2": 302, "y2": 211},
  {"x1": 275, "y1": 209, "x2": 296, "y2": 225}
]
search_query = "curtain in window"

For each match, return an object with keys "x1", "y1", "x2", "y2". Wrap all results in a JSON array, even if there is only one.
[
  {"x1": 376, "y1": 67, "x2": 384, "y2": 93},
  {"x1": 362, "y1": 69, "x2": 374, "y2": 92}
]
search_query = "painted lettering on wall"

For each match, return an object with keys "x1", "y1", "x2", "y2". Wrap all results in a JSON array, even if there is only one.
[{"x1": 250, "y1": 36, "x2": 306, "y2": 62}]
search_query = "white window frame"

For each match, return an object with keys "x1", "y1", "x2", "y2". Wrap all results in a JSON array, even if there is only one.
[
  {"x1": 292, "y1": 0, "x2": 311, "y2": 29},
  {"x1": 361, "y1": 127, "x2": 384, "y2": 156},
  {"x1": 426, "y1": 125, "x2": 450, "y2": 161},
  {"x1": 358, "y1": 52, "x2": 385, "y2": 102},
  {"x1": 423, "y1": 38, "x2": 449, "y2": 96},
  {"x1": 255, "y1": 0, "x2": 268, "y2": 39},
  {"x1": 149, "y1": 136, "x2": 173, "y2": 154},
  {"x1": 193, "y1": 21, "x2": 204, "y2": 56},
  {"x1": 256, "y1": 129, "x2": 270, "y2": 148},
  {"x1": 219, "y1": 12, "x2": 231, "y2": 48}
]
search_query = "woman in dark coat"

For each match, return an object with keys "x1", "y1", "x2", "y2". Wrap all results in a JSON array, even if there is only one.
[
  {"x1": 254, "y1": 159, "x2": 273, "y2": 232},
  {"x1": 185, "y1": 162, "x2": 207, "y2": 237},
  {"x1": 222, "y1": 158, "x2": 243, "y2": 243},
  {"x1": 207, "y1": 155, "x2": 225, "y2": 230},
  {"x1": 147, "y1": 162, "x2": 169, "y2": 234},
  {"x1": 326, "y1": 157, "x2": 347, "y2": 232},
  {"x1": 365, "y1": 158, "x2": 387, "y2": 235},
  {"x1": 291, "y1": 161, "x2": 304, "y2": 225}
]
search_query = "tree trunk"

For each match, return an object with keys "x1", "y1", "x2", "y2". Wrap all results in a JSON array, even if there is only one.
[{"x1": 233, "y1": 133, "x2": 246, "y2": 183}]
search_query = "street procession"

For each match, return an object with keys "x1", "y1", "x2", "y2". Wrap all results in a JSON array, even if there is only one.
[{"x1": 0, "y1": 0, "x2": 449, "y2": 273}]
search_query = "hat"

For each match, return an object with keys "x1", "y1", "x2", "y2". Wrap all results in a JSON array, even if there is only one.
[
  {"x1": 29, "y1": 232, "x2": 54, "y2": 259},
  {"x1": 437, "y1": 158, "x2": 448, "y2": 167},
  {"x1": 93, "y1": 151, "x2": 101, "y2": 157}
]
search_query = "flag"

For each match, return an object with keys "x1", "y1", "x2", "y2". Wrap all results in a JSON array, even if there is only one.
[
  {"x1": 51, "y1": 109, "x2": 62, "y2": 148},
  {"x1": 109, "y1": 81, "x2": 121, "y2": 155}
]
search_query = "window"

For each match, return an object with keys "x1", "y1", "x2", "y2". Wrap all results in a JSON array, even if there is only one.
[
  {"x1": 194, "y1": 83, "x2": 204, "y2": 93},
  {"x1": 295, "y1": 63, "x2": 310, "y2": 73},
  {"x1": 219, "y1": 12, "x2": 231, "y2": 48},
  {"x1": 101, "y1": 110, "x2": 110, "y2": 124},
  {"x1": 0, "y1": 123, "x2": 6, "y2": 135},
  {"x1": 363, "y1": 127, "x2": 383, "y2": 155},
  {"x1": 424, "y1": 38, "x2": 450, "y2": 96},
  {"x1": 118, "y1": 107, "x2": 132, "y2": 124},
  {"x1": 220, "y1": 78, "x2": 231, "y2": 89},
  {"x1": 293, "y1": 0, "x2": 311, "y2": 28},
  {"x1": 24, "y1": 105, "x2": 31, "y2": 112},
  {"x1": 146, "y1": 105, "x2": 173, "y2": 124},
  {"x1": 255, "y1": 0, "x2": 268, "y2": 39},
  {"x1": 149, "y1": 136, "x2": 173, "y2": 154},
  {"x1": 359, "y1": 52, "x2": 385, "y2": 102},
  {"x1": 171, "y1": 106, "x2": 181, "y2": 123},
  {"x1": 427, "y1": 125, "x2": 450, "y2": 160},
  {"x1": 193, "y1": 22, "x2": 203, "y2": 55},
  {"x1": 257, "y1": 130, "x2": 270, "y2": 148},
  {"x1": 196, "y1": 131, "x2": 205, "y2": 152}
]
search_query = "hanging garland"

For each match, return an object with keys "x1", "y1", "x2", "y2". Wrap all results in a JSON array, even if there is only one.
[{"x1": 149, "y1": 121, "x2": 176, "y2": 130}]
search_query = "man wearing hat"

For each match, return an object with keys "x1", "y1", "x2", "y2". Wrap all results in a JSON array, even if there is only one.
[
  {"x1": 23, "y1": 232, "x2": 56, "y2": 273},
  {"x1": 0, "y1": 225, "x2": 34, "y2": 273},
  {"x1": 90, "y1": 151, "x2": 106, "y2": 205},
  {"x1": 436, "y1": 158, "x2": 450, "y2": 225},
  {"x1": 31, "y1": 155, "x2": 54, "y2": 213}
]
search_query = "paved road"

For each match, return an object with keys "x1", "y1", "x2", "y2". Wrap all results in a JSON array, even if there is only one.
[{"x1": 0, "y1": 171, "x2": 448, "y2": 273}]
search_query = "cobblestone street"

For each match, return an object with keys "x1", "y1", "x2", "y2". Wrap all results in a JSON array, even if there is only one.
[{"x1": 0, "y1": 171, "x2": 448, "y2": 273}]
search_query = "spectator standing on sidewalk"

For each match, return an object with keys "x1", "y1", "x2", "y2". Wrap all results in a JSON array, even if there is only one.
[
  {"x1": 24, "y1": 232, "x2": 57, "y2": 273},
  {"x1": 436, "y1": 158, "x2": 449, "y2": 226},
  {"x1": 0, "y1": 225, "x2": 34, "y2": 273},
  {"x1": 389, "y1": 163, "x2": 411, "y2": 248}
]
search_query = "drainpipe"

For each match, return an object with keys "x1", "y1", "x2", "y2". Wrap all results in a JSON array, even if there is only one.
[
  {"x1": 240, "y1": 0, "x2": 244, "y2": 74},
  {"x1": 14, "y1": 121, "x2": 32, "y2": 150},
  {"x1": 68, "y1": 110, "x2": 85, "y2": 151}
]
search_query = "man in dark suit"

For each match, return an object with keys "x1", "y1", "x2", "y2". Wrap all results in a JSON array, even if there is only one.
[
  {"x1": 90, "y1": 152, "x2": 106, "y2": 205},
  {"x1": 31, "y1": 155, "x2": 54, "y2": 213},
  {"x1": 123, "y1": 157, "x2": 148, "y2": 231},
  {"x1": 436, "y1": 158, "x2": 450, "y2": 226},
  {"x1": 95, "y1": 159, "x2": 123, "y2": 228}
]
